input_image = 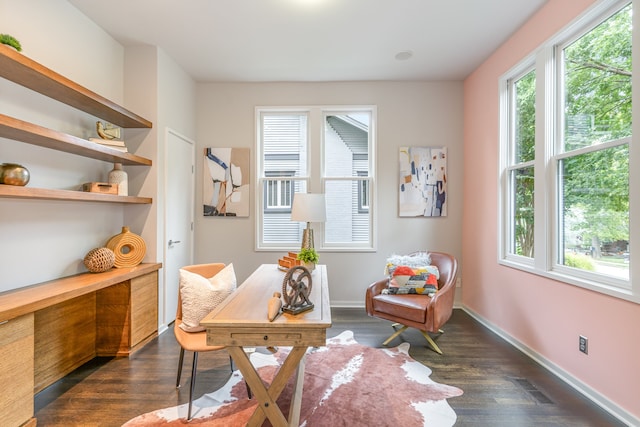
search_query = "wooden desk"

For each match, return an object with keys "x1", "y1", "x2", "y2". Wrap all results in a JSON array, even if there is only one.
[{"x1": 201, "y1": 264, "x2": 331, "y2": 427}]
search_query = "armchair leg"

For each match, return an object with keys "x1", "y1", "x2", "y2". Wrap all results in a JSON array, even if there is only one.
[
  {"x1": 383, "y1": 325, "x2": 409, "y2": 346},
  {"x1": 419, "y1": 330, "x2": 443, "y2": 355},
  {"x1": 176, "y1": 347, "x2": 185, "y2": 388},
  {"x1": 187, "y1": 352, "x2": 199, "y2": 421},
  {"x1": 382, "y1": 323, "x2": 445, "y2": 355}
]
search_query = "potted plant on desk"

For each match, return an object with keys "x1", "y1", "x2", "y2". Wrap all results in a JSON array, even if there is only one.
[{"x1": 297, "y1": 247, "x2": 319, "y2": 271}]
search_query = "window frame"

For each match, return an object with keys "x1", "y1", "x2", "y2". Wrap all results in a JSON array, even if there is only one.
[
  {"x1": 498, "y1": 0, "x2": 638, "y2": 303},
  {"x1": 256, "y1": 106, "x2": 377, "y2": 252},
  {"x1": 263, "y1": 171, "x2": 296, "y2": 213},
  {"x1": 500, "y1": 61, "x2": 537, "y2": 267},
  {"x1": 357, "y1": 171, "x2": 370, "y2": 213}
]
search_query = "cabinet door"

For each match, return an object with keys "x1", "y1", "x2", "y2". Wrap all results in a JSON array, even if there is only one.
[
  {"x1": 130, "y1": 271, "x2": 158, "y2": 348},
  {"x1": 96, "y1": 281, "x2": 130, "y2": 356},
  {"x1": 35, "y1": 294, "x2": 96, "y2": 392},
  {"x1": 0, "y1": 313, "x2": 34, "y2": 427},
  {"x1": 95, "y1": 271, "x2": 158, "y2": 356}
]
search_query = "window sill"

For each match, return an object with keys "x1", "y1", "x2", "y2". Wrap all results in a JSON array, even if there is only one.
[{"x1": 498, "y1": 258, "x2": 639, "y2": 305}]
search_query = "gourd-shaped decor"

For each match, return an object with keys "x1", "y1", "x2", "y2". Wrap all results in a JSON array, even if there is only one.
[{"x1": 106, "y1": 226, "x2": 146, "y2": 268}]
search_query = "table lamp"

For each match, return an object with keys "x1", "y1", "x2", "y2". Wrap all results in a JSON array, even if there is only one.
[{"x1": 291, "y1": 193, "x2": 326, "y2": 250}]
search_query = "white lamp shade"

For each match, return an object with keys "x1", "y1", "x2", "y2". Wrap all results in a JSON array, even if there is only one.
[{"x1": 291, "y1": 193, "x2": 326, "y2": 223}]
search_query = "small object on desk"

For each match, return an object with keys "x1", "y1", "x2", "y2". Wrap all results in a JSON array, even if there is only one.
[
  {"x1": 277, "y1": 252, "x2": 302, "y2": 271},
  {"x1": 282, "y1": 265, "x2": 314, "y2": 315},
  {"x1": 268, "y1": 291, "x2": 283, "y2": 321}
]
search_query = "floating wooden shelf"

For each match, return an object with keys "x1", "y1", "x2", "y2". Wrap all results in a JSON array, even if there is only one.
[
  {"x1": 0, "y1": 114, "x2": 152, "y2": 166},
  {"x1": 0, "y1": 185, "x2": 152, "y2": 204},
  {"x1": 0, "y1": 45, "x2": 152, "y2": 129}
]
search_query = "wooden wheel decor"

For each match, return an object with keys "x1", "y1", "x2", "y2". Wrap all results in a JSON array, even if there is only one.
[{"x1": 281, "y1": 265, "x2": 314, "y2": 314}]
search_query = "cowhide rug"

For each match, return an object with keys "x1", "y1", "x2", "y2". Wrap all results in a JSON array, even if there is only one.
[{"x1": 123, "y1": 331, "x2": 463, "y2": 426}]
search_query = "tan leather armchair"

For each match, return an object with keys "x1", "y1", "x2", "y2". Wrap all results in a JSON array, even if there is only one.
[{"x1": 365, "y1": 251, "x2": 458, "y2": 354}]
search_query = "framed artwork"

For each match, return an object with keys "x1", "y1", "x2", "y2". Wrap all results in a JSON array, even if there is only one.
[
  {"x1": 203, "y1": 147, "x2": 250, "y2": 217},
  {"x1": 398, "y1": 146, "x2": 447, "y2": 217}
]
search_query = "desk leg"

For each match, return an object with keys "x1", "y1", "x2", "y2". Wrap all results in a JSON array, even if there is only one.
[
  {"x1": 228, "y1": 346, "x2": 307, "y2": 427},
  {"x1": 288, "y1": 352, "x2": 306, "y2": 426}
]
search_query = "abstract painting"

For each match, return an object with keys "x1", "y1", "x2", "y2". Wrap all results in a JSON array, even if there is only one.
[
  {"x1": 399, "y1": 146, "x2": 447, "y2": 217},
  {"x1": 203, "y1": 147, "x2": 250, "y2": 217}
]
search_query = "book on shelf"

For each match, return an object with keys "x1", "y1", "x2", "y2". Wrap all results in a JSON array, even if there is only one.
[
  {"x1": 89, "y1": 137, "x2": 126, "y2": 147},
  {"x1": 103, "y1": 145, "x2": 128, "y2": 152}
]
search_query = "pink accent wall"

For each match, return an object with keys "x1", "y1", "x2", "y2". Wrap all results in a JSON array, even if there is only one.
[{"x1": 462, "y1": 0, "x2": 640, "y2": 420}]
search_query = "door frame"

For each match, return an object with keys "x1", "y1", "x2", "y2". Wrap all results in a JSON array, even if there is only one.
[{"x1": 162, "y1": 127, "x2": 195, "y2": 333}]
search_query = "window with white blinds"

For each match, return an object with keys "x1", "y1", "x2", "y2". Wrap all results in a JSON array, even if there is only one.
[{"x1": 256, "y1": 107, "x2": 376, "y2": 251}]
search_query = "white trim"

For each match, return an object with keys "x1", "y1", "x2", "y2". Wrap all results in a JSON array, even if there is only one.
[
  {"x1": 498, "y1": 56, "x2": 536, "y2": 263},
  {"x1": 497, "y1": 0, "x2": 635, "y2": 302},
  {"x1": 463, "y1": 306, "x2": 639, "y2": 427}
]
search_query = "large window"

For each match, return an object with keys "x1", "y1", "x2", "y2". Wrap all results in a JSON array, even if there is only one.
[
  {"x1": 500, "y1": 0, "x2": 634, "y2": 298},
  {"x1": 257, "y1": 107, "x2": 376, "y2": 250},
  {"x1": 557, "y1": 3, "x2": 631, "y2": 280},
  {"x1": 504, "y1": 67, "x2": 536, "y2": 260}
]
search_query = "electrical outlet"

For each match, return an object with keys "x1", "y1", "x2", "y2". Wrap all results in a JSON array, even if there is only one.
[{"x1": 579, "y1": 335, "x2": 588, "y2": 354}]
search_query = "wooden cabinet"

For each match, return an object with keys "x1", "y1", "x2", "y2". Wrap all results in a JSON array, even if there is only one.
[
  {"x1": 0, "y1": 44, "x2": 153, "y2": 204},
  {"x1": 0, "y1": 264, "x2": 161, "y2": 427},
  {"x1": 0, "y1": 314, "x2": 34, "y2": 427}
]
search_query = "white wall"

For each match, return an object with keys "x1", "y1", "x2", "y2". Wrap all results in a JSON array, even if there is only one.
[
  {"x1": 157, "y1": 48, "x2": 197, "y2": 329},
  {"x1": 195, "y1": 82, "x2": 464, "y2": 306},
  {"x1": 0, "y1": 1, "x2": 462, "y2": 309},
  {"x1": 0, "y1": 0, "x2": 128, "y2": 291},
  {"x1": 120, "y1": 44, "x2": 198, "y2": 330}
]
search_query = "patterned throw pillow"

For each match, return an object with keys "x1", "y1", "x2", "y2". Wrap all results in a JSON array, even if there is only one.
[
  {"x1": 179, "y1": 263, "x2": 236, "y2": 332},
  {"x1": 384, "y1": 252, "x2": 440, "y2": 294},
  {"x1": 385, "y1": 253, "x2": 434, "y2": 275}
]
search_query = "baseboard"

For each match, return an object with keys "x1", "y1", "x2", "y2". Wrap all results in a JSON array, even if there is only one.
[
  {"x1": 330, "y1": 301, "x2": 365, "y2": 308},
  {"x1": 462, "y1": 306, "x2": 637, "y2": 427},
  {"x1": 329, "y1": 302, "x2": 465, "y2": 309}
]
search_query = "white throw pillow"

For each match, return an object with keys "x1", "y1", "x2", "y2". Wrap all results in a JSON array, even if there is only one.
[{"x1": 179, "y1": 263, "x2": 236, "y2": 332}]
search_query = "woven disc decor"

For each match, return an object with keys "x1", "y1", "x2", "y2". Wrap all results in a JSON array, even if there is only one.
[
  {"x1": 106, "y1": 226, "x2": 146, "y2": 268},
  {"x1": 84, "y1": 247, "x2": 115, "y2": 273}
]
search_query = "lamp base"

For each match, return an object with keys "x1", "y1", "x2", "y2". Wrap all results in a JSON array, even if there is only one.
[{"x1": 301, "y1": 227, "x2": 314, "y2": 250}]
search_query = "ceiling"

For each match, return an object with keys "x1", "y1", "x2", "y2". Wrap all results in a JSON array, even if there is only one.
[{"x1": 67, "y1": 0, "x2": 548, "y2": 83}]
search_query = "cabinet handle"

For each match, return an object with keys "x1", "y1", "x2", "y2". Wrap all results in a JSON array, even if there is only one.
[
  {"x1": 0, "y1": 320, "x2": 8, "y2": 326},
  {"x1": 168, "y1": 240, "x2": 181, "y2": 246}
]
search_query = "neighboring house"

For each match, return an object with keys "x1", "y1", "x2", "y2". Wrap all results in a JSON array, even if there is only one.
[{"x1": 263, "y1": 114, "x2": 370, "y2": 244}]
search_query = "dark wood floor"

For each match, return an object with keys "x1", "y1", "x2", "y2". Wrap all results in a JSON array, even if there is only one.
[{"x1": 34, "y1": 308, "x2": 624, "y2": 426}]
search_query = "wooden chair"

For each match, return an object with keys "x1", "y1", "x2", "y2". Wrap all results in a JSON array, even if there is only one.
[
  {"x1": 175, "y1": 262, "x2": 234, "y2": 421},
  {"x1": 365, "y1": 251, "x2": 458, "y2": 354}
]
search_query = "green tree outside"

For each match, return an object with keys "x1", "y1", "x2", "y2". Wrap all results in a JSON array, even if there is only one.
[{"x1": 513, "y1": 3, "x2": 631, "y2": 267}]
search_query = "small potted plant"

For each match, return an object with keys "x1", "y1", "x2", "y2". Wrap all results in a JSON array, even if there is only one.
[
  {"x1": 297, "y1": 247, "x2": 319, "y2": 271},
  {"x1": 0, "y1": 34, "x2": 22, "y2": 52}
]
